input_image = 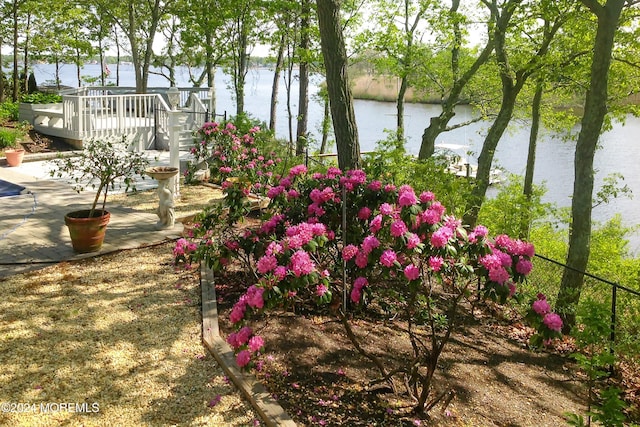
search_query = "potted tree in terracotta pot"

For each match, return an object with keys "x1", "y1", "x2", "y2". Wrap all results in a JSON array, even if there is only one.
[
  {"x1": 49, "y1": 135, "x2": 149, "y2": 253},
  {"x1": 1, "y1": 123, "x2": 29, "y2": 167}
]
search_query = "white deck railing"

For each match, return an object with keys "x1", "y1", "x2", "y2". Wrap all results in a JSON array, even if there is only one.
[
  {"x1": 63, "y1": 93, "x2": 156, "y2": 138},
  {"x1": 186, "y1": 92, "x2": 210, "y2": 128},
  {"x1": 20, "y1": 87, "x2": 211, "y2": 150}
]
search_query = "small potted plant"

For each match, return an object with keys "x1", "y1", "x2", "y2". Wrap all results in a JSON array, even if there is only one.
[
  {"x1": 1, "y1": 124, "x2": 29, "y2": 167},
  {"x1": 4, "y1": 147, "x2": 25, "y2": 167},
  {"x1": 49, "y1": 135, "x2": 149, "y2": 253}
]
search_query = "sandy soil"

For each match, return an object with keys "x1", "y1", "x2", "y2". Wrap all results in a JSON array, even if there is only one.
[{"x1": 0, "y1": 243, "x2": 259, "y2": 426}]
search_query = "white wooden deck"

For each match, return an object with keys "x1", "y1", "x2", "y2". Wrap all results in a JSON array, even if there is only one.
[{"x1": 19, "y1": 87, "x2": 213, "y2": 151}]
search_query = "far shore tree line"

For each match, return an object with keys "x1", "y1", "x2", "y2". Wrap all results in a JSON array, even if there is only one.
[{"x1": 2, "y1": 0, "x2": 640, "y2": 331}]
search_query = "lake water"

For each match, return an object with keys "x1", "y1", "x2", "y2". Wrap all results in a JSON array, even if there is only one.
[{"x1": 31, "y1": 63, "x2": 640, "y2": 253}]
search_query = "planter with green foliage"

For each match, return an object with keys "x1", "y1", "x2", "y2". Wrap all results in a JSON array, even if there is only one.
[
  {"x1": 0, "y1": 121, "x2": 31, "y2": 165},
  {"x1": 18, "y1": 93, "x2": 63, "y2": 124},
  {"x1": 0, "y1": 127, "x2": 22, "y2": 150},
  {"x1": 49, "y1": 135, "x2": 149, "y2": 253}
]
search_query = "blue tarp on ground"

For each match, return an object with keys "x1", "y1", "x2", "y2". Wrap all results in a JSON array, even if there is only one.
[{"x1": 0, "y1": 179, "x2": 25, "y2": 197}]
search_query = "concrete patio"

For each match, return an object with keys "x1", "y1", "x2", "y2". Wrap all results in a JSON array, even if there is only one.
[{"x1": 0, "y1": 151, "x2": 191, "y2": 278}]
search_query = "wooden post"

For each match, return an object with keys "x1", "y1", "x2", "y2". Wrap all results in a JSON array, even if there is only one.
[{"x1": 169, "y1": 109, "x2": 181, "y2": 199}]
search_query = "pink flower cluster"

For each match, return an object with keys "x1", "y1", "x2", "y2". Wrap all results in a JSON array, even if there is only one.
[
  {"x1": 351, "y1": 277, "x2": 369, "y2": 303},
  {"x1": 290, "y1": 250, "x2": 315, "y2": 277},
  {"x1": 494, "y1": 234, "x2": 535, "y2": 258},
  {"x1": 189, "y1": 121, "x2": 281, "y2": 190},
  {"x1": 230, "y1": 285, "x2": 265, "y2": 323},
  {"x1": 543, "y1": 313, "x2": 563, "y2": 332},
  {"x1": 380, "y1": 250, "x2": 398, "y2": 268},
  {"x1": 404, "y1": 264, "x2": 420, "y2": 281},
  {"x1": 398, "y1": 185, "x2": 418, "y2": 207},
  {"x1": 284, "y1": 222, "x2": 327, "y2": 250},
  {"x1": 532, "y1": 294, "x2": 551, "y2": 315},
  {"x1": 227, "y1": 326, "x2": 265, "y2": 367},
  {"x1": 478, "y1": 234, "x2": 535, "y2": 296},
  {"x1": 173, "y1": 238, "x2": 197, "y2": 257},
  {"x1": 229, "y1": 219, "x2": 331, "y2": 327},
  {"x1": 339, "y1": 169, "x2": 367, "y2": 191},
  {"x1": 531, "y1": 293, "x2": 563, "y2": 333}
]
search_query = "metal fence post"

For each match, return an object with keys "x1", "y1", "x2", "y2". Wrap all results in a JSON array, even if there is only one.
[{"x1": 610, "y1": 284, "x2": 617, "y2": 374}]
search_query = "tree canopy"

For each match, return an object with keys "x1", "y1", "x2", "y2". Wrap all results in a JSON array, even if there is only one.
[{"x1": 2, "y1": 0, "x2": 640, "y2": 322}]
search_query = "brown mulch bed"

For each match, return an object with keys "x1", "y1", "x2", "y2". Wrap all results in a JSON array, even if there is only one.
[
  {"x1": 19, "y1": 129, "x2": 76, "y2": 153},
  {"x1": 213, "y1": 251, "x2": 589, "y2": 426},
  {"x1": 1, "y1": 124, "x2": 76, "y2": 155}
]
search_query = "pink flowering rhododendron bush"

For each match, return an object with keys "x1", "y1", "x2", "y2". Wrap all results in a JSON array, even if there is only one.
[
  {"x1": 184, "y1": 120, "x2": 282, "y2": 193},
  {"x1": 175, "y1": 164, "x2": 563, "y2": 413}
]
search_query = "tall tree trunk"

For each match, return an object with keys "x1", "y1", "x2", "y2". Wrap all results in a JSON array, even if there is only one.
[
  {"x1": 204, "y1": 34, "x2": 217, "y2": 116},
  {"x1": 397, "y1": 77, "x2": 407, "y2": 144},
  {"x1": 124, "y1": 0, "x2": 163, "y2": 93},
  {"x1": 210, "y1": 67, "x2": 217, "y2": 117},
  {"x1": 0, "y1": 38, "x2": 4, "y2": 103},
  {"x1": 316, "y1": 0, "x2": 360, "y2": 171},
  {"x1": 463, "y1": 1, "x2": 559, "y2": 227},
  {"x1": 12, "y1": 0, "x2": 19, "y2": 101},
  {"x1": 417, "y1": 0, "x2": 494, "y2": 159},
  {"x1": 320, "y1": 94, "x2": 330, "y2": 154},
  {"x1": 556, "y1": 0, "x2": 624, "y2": 332},
  {"x1": 55, "y1": 58, "x2": 61, "y2": 90},
  {"x1": 232, "y1": 10, "x2": 250, "y2": 116},
  {"x1": 76, "y1": 50, "x2": 82, "y2": 87},
  {"x1": 22, "y1": 13, "x2": 30, "y2": 94},
  {"x1": 296, "y1": 0, "x2": 311, "y2": 156},
  {"x1": 521, "y1": 79, "x2": 544, "y2": 238},
  {"x1": 128, "y1": 2, "x2": 143, "y2": 92},
  {"x1": 295, "y1": 60, "x2": 310, "y2": 155},
  {"x1": 115, "y1": 30, "x2": 121, "y2": 87},
  {"x1": 206, "y1": 34, "x2": 215, "y2": 87},
  {"x1": 463, "y1": 88, "x2": 519, "y2": 227},
  {"x1": 99, "y1": 33, "x2": 106, "y2": 87},
  {"x1": 270, "y1": 33, "x2": 286, "y2": 132},
  {"x1": 235, "y1": 16, "x2": 249, "y2": 117},
  {"x1": 285, "y1": 52, "x2": 294, "y2": 149}
]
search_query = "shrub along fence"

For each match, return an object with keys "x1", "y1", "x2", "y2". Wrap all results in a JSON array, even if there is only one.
[{"x1": 528, "y1": 253, "x2": 640, "y2": 359}]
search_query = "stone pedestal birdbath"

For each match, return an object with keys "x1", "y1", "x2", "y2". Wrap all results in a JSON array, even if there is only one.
[{"x1": 145, "y1": 166, "x2": 179, "y2": 229}]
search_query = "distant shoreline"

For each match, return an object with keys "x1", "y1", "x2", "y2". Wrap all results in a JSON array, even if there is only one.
[
  {"x1": 349, "y1": 74, "x2": 640, "y2": 107},
  {"x1": 350, "y1": 74, "x2": 444, "y2": 104}
]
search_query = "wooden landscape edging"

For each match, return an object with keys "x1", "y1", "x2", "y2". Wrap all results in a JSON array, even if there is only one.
[{"x1": 201, "y1": 265, "x2": 297, "y2": 427}]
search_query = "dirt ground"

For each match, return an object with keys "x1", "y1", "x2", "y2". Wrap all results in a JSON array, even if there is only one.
[
  {"x1": 214, "y1": 265, "x2": 589, "y2": 427},
  {"x1": 22, "y1": 130, "x2": 75, "y2": 153},
  {"x1": 10, "y1": 128, "x2": 76, "y2": 154}
]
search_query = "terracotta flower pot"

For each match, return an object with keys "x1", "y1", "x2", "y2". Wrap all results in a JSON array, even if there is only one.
[
  {"x1": 5, "y1": 148, "x2": 25, "y2": 167},
  {"x1": 64, "y1": 210, "x2": 111, "y2": 253}
]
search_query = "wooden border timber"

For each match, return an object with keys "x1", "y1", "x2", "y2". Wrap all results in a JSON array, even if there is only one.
[{"x1": 201, "y1": 265, "x2": 297, "y2": 427}]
